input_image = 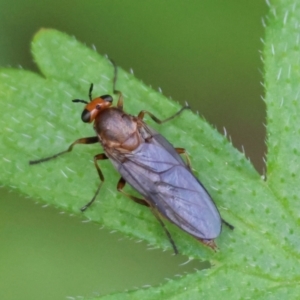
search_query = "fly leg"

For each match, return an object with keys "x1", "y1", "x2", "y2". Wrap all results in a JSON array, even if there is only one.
[
  {"x1": 109, "y1": 59, "x2": 124, "y2": 110},
  {"x1": 222, "y1": 218, "x2": 234, "y2": 230},
  {"x1": 29, "y1": 136, "x2": 99, "y2": 165},
  {"x1": 150, "y1": 209, "x2": 179, "y2": 255},
  {"x1": 80, "y1": 153, "x2": 109, "y2": 212},
  {"x1": 175, "y1": 147, "x2": 192, "y2": 170},
  {"x1": 29, "y1": 136, "x2": 104, "y2": 212},
  {"x1": 117, "y1": 177, "x2": 149, "y2": 207},
  {"x1": 117, "y1": 177, "x2": 179, "y2": 254},
  {"x1": 137, "y1": 105, "x2": 190, "y2": 124}
]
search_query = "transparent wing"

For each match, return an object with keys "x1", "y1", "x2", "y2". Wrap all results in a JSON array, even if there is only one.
[{"x1": 109, "y1": 130, "x2": 221, "y2": 240}]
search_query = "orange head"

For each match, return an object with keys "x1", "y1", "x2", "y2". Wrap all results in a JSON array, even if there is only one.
[{"x1": 72, "y1": 83, "x2": 113, "y2": 123}]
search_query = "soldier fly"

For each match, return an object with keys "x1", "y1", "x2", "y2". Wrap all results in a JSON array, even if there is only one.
[{"x1": 30, "y1": 61, "x2": 233, "y2": 254}]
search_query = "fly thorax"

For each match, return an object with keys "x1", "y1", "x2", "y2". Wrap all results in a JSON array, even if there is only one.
[{"x1": 94, "y1": 108, "x2": 141, "y2": 150}]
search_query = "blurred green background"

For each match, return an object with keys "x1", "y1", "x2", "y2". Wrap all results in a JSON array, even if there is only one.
[{"x1": 0, "y1": 1, "x2": 268, "y2": 299}]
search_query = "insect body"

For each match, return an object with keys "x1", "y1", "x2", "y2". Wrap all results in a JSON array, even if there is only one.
[{"x1": 30, "y1": 62, "x2": 233, "y2": 254}]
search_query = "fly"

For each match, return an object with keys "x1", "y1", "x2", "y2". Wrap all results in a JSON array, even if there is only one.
[{"x1": 30, "y1": 61, "x2": 233, "y2": 254}]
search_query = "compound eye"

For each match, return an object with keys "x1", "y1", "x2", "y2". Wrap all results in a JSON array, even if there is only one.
[
  {"x1": 101, "y1": 95, "x2": 113, "y2": 103},
  {"x1": 81, "y1": 109, "x2": 91, "y2": 123}
]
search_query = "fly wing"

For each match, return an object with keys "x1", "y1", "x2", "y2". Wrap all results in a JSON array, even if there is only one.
[
  {"x1": 109, "y1": 130, "x2": 221, "y2": 240},
  {"x1": 144, "y1": 124, "x2": 185, "y2": 165}
]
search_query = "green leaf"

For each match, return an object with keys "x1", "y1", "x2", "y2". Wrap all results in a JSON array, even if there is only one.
[{"x1": 1, "y1": 0, "x2": 300, "y2": 296}]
